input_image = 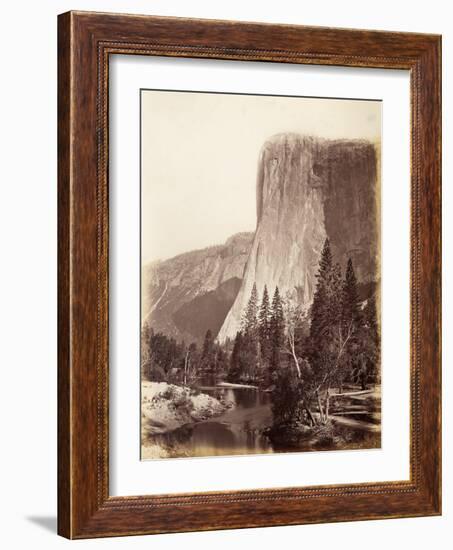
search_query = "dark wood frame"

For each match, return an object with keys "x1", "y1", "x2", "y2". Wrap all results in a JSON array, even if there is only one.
[{"x1": 58, "y1": 10, "x2": 441, "y2": 539}]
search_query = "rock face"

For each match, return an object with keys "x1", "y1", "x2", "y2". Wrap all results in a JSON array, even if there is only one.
[
  {"x1": 217, "y1": 133, "x2": 379, "y2": 343},
  {"x1": 142, "y1": 232, "x2": 254, "y2": 343}
]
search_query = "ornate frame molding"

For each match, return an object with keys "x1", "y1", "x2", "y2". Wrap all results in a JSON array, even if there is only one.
[{"x1": 58, "y1": 11, "x2": 441, "y2": 538}]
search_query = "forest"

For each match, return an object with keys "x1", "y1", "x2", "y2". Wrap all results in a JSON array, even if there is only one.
[{"x1": 141, "y1": 238, "x2": 380, "y2": 434}]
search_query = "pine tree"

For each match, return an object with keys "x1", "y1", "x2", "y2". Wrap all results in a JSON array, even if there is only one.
[
  {"x1": 269, "y1": 286, "x2": 284, "y2": 373},
  {"x1": 361, "y1": 294, "x2": 380, "y2": 383},
  {"x1": 317, "y1": 238, "x2": 333, "y2": 277},
  {"x1": 202, "y1": 329, "x2": 214, "y2": 358},
  {"x1": 330, "y1": 262, "x2": 343, "y2": 329},
  {"x1": 309, "y1": 239, "x2": 345, "y2": 388},
  {"x1": 342, "y1": 258, "x2": 361, "y2": 328},
  {"x1": 258, "y1": 284, "x2": 271, "y2": 359},
  {"x1": 216, "y1": 346, "x2": 228, "y2": 377},
  {"x1": 239, "y1": 283, "x2": 260, "y2": 380},
  {"x1": 200, "y1": 329, "x2": 214, "y2": 374},
  {"x1": 242, "y1": 282, "x2": 259, "y2": 337},
  {"x1": 228, "y1": 331, "x2": 244, "y2": 382},
  {"x1": 310, "y1": 238, "x2": 333, "y2": 340}
]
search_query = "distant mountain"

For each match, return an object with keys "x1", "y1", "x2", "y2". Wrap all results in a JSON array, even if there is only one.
[
  {"x1": 217, "y1": 133, "x2": 379, "y2": 342},
  {"x1": 173, "y1": 277, "x2": 243, "y2": 341},
  {"x1": 142, "y1": 232, "x2": 254, "y2": 344}
]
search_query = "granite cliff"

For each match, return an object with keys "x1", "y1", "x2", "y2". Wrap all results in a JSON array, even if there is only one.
[{"x1": 217, "y1": 133, "x2": 379, "y2": 342}]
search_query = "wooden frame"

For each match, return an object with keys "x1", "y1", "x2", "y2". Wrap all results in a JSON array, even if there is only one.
[{"x1": 58, "y1": 10, "x2": 441, "y2": 539}]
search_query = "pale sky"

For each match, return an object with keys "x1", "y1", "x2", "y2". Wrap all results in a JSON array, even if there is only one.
[{"x1": 141, "y1": 90, "x2": 381, "y2": 264}]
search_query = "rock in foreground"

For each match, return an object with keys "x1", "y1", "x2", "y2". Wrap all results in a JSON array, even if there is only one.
[{"x1": 141, "y1": 382, "x2": 227, "y2": 435}]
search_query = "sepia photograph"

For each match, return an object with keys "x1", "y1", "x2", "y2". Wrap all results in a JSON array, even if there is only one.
[{"x1": 140, "y1": 89, "x2": 382, "y2": 460}]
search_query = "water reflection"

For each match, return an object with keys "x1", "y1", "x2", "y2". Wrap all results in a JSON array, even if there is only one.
[
  {"x1": 147, "y1": 386, "x2": 273, "y2": 458},
  {"x1": 143, "y1": 385, "x2": 381, "y2": 458}
]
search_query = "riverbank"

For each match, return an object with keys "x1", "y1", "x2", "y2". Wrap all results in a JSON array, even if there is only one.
[
  {"x1": 141, "y1": 381, "x2": 228, "y2": 438},
  {"x1": 142, "y1": 382, "x2": 381, "y2": 459},
  {"x1": 142, "y1": 383, "x2": 273, "y2": 459},
  {"x1": 266, "y1": 385, "x2": 381, "y2": 452}
]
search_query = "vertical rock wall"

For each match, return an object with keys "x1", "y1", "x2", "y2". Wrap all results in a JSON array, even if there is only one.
[{"x1": 217, "y1": 133, "x2": 379, "y2": 342}]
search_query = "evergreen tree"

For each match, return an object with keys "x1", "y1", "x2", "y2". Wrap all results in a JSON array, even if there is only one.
[
  {"x1": 269, "y1": 286, "x2": 284, "y2": 374},
  {"x1": 330, "y1": 262, "x2": 343, "y2": 330},
  {"x1": 310, "y1": 238, "x2": 333, "y2": 340},
  {"x1": 242, "y1": 282, "x2": 259, "y2": 337},
  {"x1": 334, "y1": 258, "x2": 362, "y2": 386},
  {"x1": 309, "y1": 239, "x2": 345, "y2": 389},
  {"x1": 201, "y1": 329, "x2": 214, "y2": 374},
  {"x1": 215, "y1": 346, "x2": 228, "y2": 377},
  {"x1": 202, "y1": 329, "x2": 213, "y2": 358},
  {"x1": 239, "y1": 283, "x2": 260, "y2": 380},
  {"x1": 258, "y1": 284, "x2": 271, "y2": 362},
  {"x1": 342, "y1": 258, "x2": 361, "y2": 328},
  {"x1": 359, "y1": 294, "x2": 380, "y2": 385},
  {"x1": 228, "y1": 331, "x2": 244, "y2": 382},
  {"x1": 144, "y1": 331, "x2": 189, "y2": 382}
]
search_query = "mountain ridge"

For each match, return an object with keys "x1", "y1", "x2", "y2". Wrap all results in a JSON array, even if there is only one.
[{"x1": 142, "y1": 232, "x2": 254, "y2": 343}]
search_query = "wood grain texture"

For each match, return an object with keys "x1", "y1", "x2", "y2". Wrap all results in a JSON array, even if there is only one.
[
  {"x1": 57, "y1": 11, "x2": 441, "y2": 539},
  {"x1": 57, "y1": 11, "x2": 71, "y2": 537}
]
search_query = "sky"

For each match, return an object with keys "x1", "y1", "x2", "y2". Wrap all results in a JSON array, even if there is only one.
[{"x1": 141, "y1": 90, "x2": 381, "y2": 264}]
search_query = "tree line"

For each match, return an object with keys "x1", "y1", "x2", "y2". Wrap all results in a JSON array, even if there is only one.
[
  {"x1": 141, "y1": 325, "x2": 229, "y2": 385},
  {"x1": 141, "y1": 237, "x2": 379, "y2": 427},
  {"x1": 228, "y1": 283, "x2": 285, "y2": 385},
  {"x1": 271, "y1": 238, "x2": 379, "y2": 427}
]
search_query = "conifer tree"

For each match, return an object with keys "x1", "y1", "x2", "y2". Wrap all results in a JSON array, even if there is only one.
[
  {"x1": 310, "y1": 238, "x2": 333, "y2": 340},
  {"x1": 342, "y1": 258, "x2": 361, "y2": 328},
  {"x1": 360, "y1": 294, "x2": 380, "y2": 384},
  {"x1": 330, "y1": 262, "x2": 343, "y2": 329},
  {"x1": 200, "y1": 329, "x2": 214, "y2": 374},
  {"x1": 258, "y1": 284, "x2": 271, "y2": 360},
  {"x1": 202, "y1": 329, "x2": 214, "y2": 358},
  {"x1": 240, "y1": 283, "x2": 260, "y2": 380},
  {"x1": 242, "y1": 282, "x2": 259, "y2": 337},
  {"x1": 269, "y1": 286, "x2": 284, "y2": 373},
  {"x1": 228, "y1": 331, "x2": 244, "y2": 382},
  {"x1": 309, "y1": 239, "x2": 346, "y2": 391}
]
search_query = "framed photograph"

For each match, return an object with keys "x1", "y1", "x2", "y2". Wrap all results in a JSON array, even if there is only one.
[{"x1": 58, "y1": 11, "x2": 441, "y2": 538}]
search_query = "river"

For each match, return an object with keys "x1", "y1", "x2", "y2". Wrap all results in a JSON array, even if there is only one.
[
  {"x1": 144, "y1": 383, "x2": 382, "y2": 459},
  {"x1": 148, "y1": 385, "x2": 274, "y2": 458}
]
